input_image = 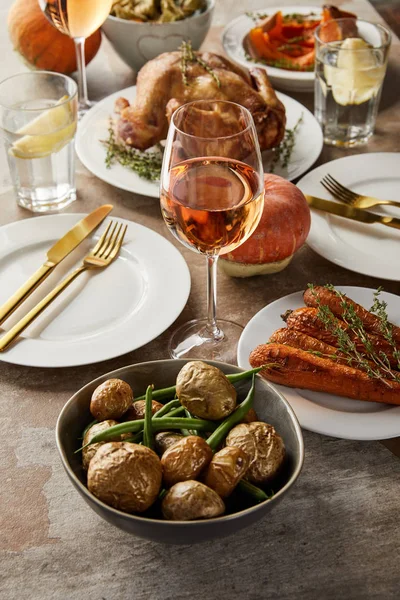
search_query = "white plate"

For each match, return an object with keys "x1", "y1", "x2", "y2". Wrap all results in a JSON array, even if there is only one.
[
  {"x1": 75, "y1": 86, "x2": 323, "y2": 195},
  {"x1": 237, "y1": 286, "x2": 400, "y2": 440},
  {"x1": 0, "y1": 215, "x2": 190, "y2": 368},
  {"x1": 222, "y1": 6, "x2": 320, "y2": 92},
  {"x1": 297, "y1": 153, "x2": 400, "y2": 281}
]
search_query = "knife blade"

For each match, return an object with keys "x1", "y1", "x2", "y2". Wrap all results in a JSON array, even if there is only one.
[
  {"x1": 0, "y1": 204, "x2": 113, "y2": 325},
  {"x1": 305, "y1": 195, "x2": 400, "y2": 229}
]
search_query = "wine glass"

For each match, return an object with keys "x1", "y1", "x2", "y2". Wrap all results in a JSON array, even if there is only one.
[
  {"x1": 38, "y1": 0, "x2": 113, "y2": 115},
  {"x1": 160, "y1": 100, "x2": 264, "y2": 363}
]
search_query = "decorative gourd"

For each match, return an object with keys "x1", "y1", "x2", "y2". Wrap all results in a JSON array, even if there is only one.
[
  {"x1": 8, "y1": 0, "x2": 102, "y2": 74},
  {"x1": 220, "y1": 174, "x2": 311, "y2": 277}
]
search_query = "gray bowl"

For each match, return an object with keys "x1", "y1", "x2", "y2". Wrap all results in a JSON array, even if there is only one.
[
  {"x1": 56, "y1": 359, "x2": 304, "y2": 544},
  {"x1": 102, "y1": 0, "x2": 215, "y2": 73}
]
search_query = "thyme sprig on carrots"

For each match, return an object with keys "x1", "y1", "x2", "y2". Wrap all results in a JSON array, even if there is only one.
[
  {"x1": 308, "y1": 284, "x2": 400, "y2": 384},
  {"x1": 102, "y1": 121, "x2": 163, "y2": 181}
]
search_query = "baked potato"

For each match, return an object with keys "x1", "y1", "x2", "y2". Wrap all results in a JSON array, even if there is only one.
[
  {"x1": 226, "y1": 422, "x2": 285, "y2": 485},
  {"x1": 161, "y1": 435, "x2": 213, "y2": 486},
  {"x1": 162, "y1": 480, "x2": 225, "y2": 521},
  {"x1": 82, "y1": 419, "x2": 121, "y2": 470},
  {"x1": 203, "y1": 446, "x2": 249, "y2": 498},
  {"x1": 87, "y1": 442, "x2": 162, "y2": 513},
  {"x1": 154, "y1": 431, "x2": 184, "y2": 455},
  {"x1": 123, "y1": 399, "x2": 163, "y2": 421},
  {"x1": 90, "y1": 379, "x2": 133, "y2": 421},
  {"x1": 176, "y1": 361, "x2": 237, "y2": 420}
]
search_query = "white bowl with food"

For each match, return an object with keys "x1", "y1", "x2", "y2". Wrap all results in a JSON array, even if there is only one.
[{"x1": 102, "y1": 0, "x2": 215, "y2": 72}]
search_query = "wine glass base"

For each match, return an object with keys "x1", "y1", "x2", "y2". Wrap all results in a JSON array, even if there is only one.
[
  {"x1": 168, "y1": 319, "x2": 243, "y2": 364},
  {"x1": 78, "y1": 100, "x2": 96, "y2": 119}
]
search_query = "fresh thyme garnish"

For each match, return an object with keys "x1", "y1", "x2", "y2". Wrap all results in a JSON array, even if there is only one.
[
  {"x1": 179, "y1": 40, "x2": 221, "y2": 88},
  {"x1": 244, "y1": 52, "x2": 314, "y2": 72},
  {"x1": 270, "y1": 114, "x2": 303, "y2": 173},
  {"x1": 245, "y1": 11, "x2": 269, "y2": 22},
  {"x1": 102, "y1": 121, "x2": 163, "y2": 181},
  {"x1": 307, "y1": 284, "x2": 400, "y2": 385}
]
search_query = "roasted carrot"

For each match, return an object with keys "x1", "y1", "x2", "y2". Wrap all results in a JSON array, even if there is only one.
[{"x1": 249, "y1": 343, "x2": 400, "y2": 405}]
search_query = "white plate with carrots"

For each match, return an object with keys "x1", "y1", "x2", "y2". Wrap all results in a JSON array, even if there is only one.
[{"x1": 237, "y1": 286, "x2": 400, "y2": 440}]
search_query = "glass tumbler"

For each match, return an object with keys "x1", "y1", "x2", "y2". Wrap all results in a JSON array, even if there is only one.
[
  {"x1": 0, "y1": 71, "x2": 78, "y2": 213},
  {"x1": 314, "y1": 19, "x2": 391, "y2": 147}
]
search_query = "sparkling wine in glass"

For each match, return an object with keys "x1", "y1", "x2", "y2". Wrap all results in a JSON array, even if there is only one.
[
  {"x1": 38, "y1": 0, "x2": 113, "y2": 115},
  {"x1": 160, "y1": 100, "x2": 264, "y2": 363}
]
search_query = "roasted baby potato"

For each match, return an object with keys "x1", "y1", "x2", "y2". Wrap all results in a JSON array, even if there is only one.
[
  {"x1": 226, "y1": 422, "x2": 285, "y2": 485},
  {"x1": 123, "y1": 399, "x2": 163, "y2": 421},
  {"x1": 176, "y1": 361, "x2": 237, "y2": 420},
  {"x1": 161, "y1": 435, "x2": 213, "y2": 486},
  {"x1": 87, "y1": 442, "x2": 162, "y2": 513},
  {"x1": 154, "y1": 431, "x2": 184, "y2": 455},
  {"x1": 203, "y1": 446, "x2": 249, "y2": 498},
  {"x1": 90, "y1": 379, "x2": 133, "y2": 421},
  {"x1": 162, "y1": 480, "x2": 225, "y2": 521},
  {"x1": 82, "y1": 420, "x2": 121, "y2": 470}
]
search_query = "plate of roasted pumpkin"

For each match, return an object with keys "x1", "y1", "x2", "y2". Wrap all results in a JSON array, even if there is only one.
[
  {"x1": 222, "y1": 5, "x2": 356, "y2": 92},
  {"x1": 237, "y1": 285, "x2": 400, "y2": 440},
  {"x1": 76, "y1": 48, "x2": 322, "y2": 196}
]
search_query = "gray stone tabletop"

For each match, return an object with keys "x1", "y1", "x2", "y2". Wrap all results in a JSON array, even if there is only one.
[{"x1": 0, "y1": 1, "x2": 400, "y2": 599}]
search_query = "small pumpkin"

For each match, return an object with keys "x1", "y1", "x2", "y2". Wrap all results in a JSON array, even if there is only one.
[
  {"x1": 220, "y1": 174, "x2": 311, "y2": 277},
  {"x1": 8, "y1": 0, "x2": 102, "y2": 75}
]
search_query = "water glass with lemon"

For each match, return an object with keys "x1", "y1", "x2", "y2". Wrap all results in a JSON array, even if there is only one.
[
  {"x1": 0, "y1": 72, "x2": 78, "y2": 212},
  {"x1": 314, "y1": 19, "x2": 391, "y2": 147}
]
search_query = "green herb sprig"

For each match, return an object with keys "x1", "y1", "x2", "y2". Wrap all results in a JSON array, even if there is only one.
[
  {"x1": 102, "y1": 121, "x2": 163, "y2": 181},
  {"x1": 270, "y1": 114, "x2": 303, "y2": 173},
  {"x1": 308, "y1": 284, "x2": 400, "y2": 385},
  {"x1": 244, "y1": 52, "x2": 314, "y2": 72},
  {"x1": 179, "y1": 40, "x2": 221, "y2": 88}
]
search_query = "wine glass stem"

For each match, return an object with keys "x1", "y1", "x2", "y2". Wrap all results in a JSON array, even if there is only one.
[
  {"x1": 74, "y1": 37, "x2": 90, "y2": 109},
  {"x1": 206, "y1": 254, "x2": 222, "y2": 340}
]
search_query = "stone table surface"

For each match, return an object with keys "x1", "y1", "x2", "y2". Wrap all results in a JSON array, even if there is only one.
[{"x1": 1, "y1": 1, "x2": 400, "y2": 599}]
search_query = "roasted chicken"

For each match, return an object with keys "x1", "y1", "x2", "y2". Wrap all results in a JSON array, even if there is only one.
[{"x1": 116, "y1": 50, "x2": 286, "y2": 151}]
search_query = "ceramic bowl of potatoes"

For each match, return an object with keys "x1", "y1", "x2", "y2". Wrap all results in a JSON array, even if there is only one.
[{"x1": 56, "y1": 359, "x2": 303, "y2": 544}]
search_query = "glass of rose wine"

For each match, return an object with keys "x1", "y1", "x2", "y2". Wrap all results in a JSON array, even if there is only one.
[
  {"x1": 38, "y1": 0, "x2": 113, "y2": 115},
  {"x1": 160, "y1": 100, "x2": 264, "y2": 363}
]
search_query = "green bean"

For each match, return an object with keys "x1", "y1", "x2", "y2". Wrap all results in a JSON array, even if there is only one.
[
  {"x1": 163, "y1": 406, "x2": 185, "y2": 418},
  {"x1": 76, "y1": 417, "x2": 217, "y2": 452},
  {"x1": 81, "y1": 419, "x2": 98, "y2": 438},
  {"x1": 134, "y1": 366, "x2": 263, "y2": 402},
  {"x1": 206, "y1": 374, "x2": 256, "y2": 452},
  {"x1": 153, "y1": 399, "x2": 181, "y2": 418},
  {"x1": 237, "y1": 480, "x2": 269, "y2": 503},
  {"x1": 184, "y1": 408, "x2": 197, "y2": 436},
  {"x1": 122, "y1": 431, "x2": 143, "y2": 444},
  {"x1": 143, "y1": 385, "x2": 154, "y2": 450}
]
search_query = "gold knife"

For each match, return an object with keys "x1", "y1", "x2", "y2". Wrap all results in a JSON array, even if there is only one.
[
  {"x1": 0, "y1": 204, "x2": 113, "y2": 326},
  {"x1": 305, "y1": 195, "x2": 400, "y2": 230}
]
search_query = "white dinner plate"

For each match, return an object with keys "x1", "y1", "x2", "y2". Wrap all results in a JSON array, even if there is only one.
[
  {"x1": 75, "y1": 86, "x2": 323, "y2": 196},
  {"x1": 222, "y1": 6, "x2": 320, "y2": 92},
  {"x1": 237, "y1": 286, "x2": 400, "y2": 440},
  {"x1": 297, "y1": 153, "x2": 400, "y2": 281},
  {"x1": 0, "y1": 214, "x2": 190, "y2": 368}
]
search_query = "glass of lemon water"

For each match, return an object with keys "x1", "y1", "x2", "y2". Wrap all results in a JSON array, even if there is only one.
[
  {"x1": 315, "y1": 19, "x2": 391, "y2": 147},
  {"x1": 0, "y1": 72, "x2": 78, "y2": 213}
]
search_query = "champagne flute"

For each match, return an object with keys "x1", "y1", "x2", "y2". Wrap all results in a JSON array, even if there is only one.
[
  {"x1": 38, "y1": 0, "x2": 113, "y2": 115},
  {"x1": 160, "y1": 100, "x2": 264, "y2": 363}
]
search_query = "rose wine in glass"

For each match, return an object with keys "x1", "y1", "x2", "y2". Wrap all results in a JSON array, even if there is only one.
[
  {"x1": 160, "y1": 100, "x2": 264, "y2": 363},
  {"x1": 38, "y1": 0, "x2": 113, "y2": 115}
]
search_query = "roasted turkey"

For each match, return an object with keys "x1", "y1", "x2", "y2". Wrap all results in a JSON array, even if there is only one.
[{"x1": 116, "y1": 50, "x2": 286, "y2": 151}]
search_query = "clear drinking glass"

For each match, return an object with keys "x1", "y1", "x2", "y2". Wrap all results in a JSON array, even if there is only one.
[
  {"x1": 314, "y1": 19, "x2": 391, "y2": 147},
  {"x1": 160, "y1": 100, "x2": 264, "y2": 363},
  {"x1": 0, "y1": 71, "x2": 78, "y2": 213},
  {"x1": 38, "y1": 0, "x2": 113, "y2": 115}
]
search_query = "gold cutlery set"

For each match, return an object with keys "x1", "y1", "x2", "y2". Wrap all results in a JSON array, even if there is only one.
[
  {"x1": 306, "y1": 173, "x2": 400, "y2": 230},
  {"x1": 0, "y1": 205, "x2": 127, "y2": 352}
]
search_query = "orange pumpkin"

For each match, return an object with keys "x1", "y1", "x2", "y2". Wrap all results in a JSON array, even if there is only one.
[
  {"x1": 220, "y1": 174, "x2": 311, "y2": 277},
  {"x1": 8, "y1": 0, "x2": 102, "y2": 75}
]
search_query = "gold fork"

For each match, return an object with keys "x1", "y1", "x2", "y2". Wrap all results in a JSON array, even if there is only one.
[
  {"x1": 321, "y1": 174, "x2": 400, "y2": 210},
  {"x1": 0, "y1": 220, "x2": 127, "y2": 352}
]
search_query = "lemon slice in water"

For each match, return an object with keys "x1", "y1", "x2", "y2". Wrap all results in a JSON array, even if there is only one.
[
  {"x1": 10, "y1": 95, "x2": 76, "y2": 159},
  {"x1": 327, "y1": 38, "x2": 386, "y2": 106}
]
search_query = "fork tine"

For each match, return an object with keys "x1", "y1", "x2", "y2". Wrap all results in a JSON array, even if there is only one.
[
  {"x1": 103, "y1": 222, "x2": 123, "y2": 259},
  {"x1": 107, "y1": 224, "x2": 128, "y2": 261},
  {"x1": 91, "y1": 220, "x2": 113, "y2": 255},
  {"x1": 326, "y1": 174, "x2": 359, "y2": 201},
  {"x1": 96, "y1": 221, "x2": 118, "y2": 257},
  {"x1": 321, "y1": 178, "x2": 352, "y2": 205}
]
